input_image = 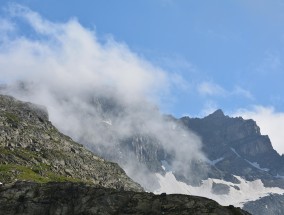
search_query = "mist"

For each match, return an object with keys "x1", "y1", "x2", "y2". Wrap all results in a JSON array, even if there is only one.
[{"x1": 0, "y1": 4, "x2": 206, "y2": 190}]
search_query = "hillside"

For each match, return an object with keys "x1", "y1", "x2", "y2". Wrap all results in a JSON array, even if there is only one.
[{"x1": 0, "y1": 94, "x2": 142, "y2": 191}]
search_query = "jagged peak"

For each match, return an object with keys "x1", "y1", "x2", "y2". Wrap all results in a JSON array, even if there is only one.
[{"x1": 205, "y1": 109, "x2": 225, "y2": 119}]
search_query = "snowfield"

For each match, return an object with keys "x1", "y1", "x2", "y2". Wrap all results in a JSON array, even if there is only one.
[{"x1": 154, "y1": 171, "x2": 284, "y2": 207}]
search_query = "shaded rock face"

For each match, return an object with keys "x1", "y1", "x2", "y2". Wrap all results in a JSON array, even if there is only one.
[
  {"x1": 0, "y1": 181, "x2": 250, "y2": 215},
  {"x1": 180, "y1": 109, "x2": 284, "y2": 183},
  {"x1": 0, "y1": 94, "x2": 142, "y2": 192}
]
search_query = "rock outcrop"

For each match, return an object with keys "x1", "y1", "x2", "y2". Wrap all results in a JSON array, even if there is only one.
[{"x1": 0, "y1": 181, "x2": 250, "y2": 215}]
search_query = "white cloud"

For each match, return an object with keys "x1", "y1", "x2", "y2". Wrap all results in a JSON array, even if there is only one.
[
  {"x1": 235, "y1": 106, "x2": 284, "y2": 155},
  {"x1": 0, "y1": 3, "x2": 169, "y2": 104},
  {"x1": 171, "y1": 73, "x2": 191, "y2": 91},
  {"x1": 0, "y1": 4, "x2": 206, "y2": 190},
  {"x1": 233, "y1": 86, "x2": 254, "y2": 100},
  {"x1": 197, "y1": 81, "x2": 226, "y2": 96},
  {"x1": 0, "y1": 18, "x2": 15, "y2": 33},
  {"x1": 197, "y1": 81, "x2": 253, "y2": 100}
]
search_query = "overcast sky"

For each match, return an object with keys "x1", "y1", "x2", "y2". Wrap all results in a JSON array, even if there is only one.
[{"x1": 0, "y1": 0, "x2": 283, "y2": 154}]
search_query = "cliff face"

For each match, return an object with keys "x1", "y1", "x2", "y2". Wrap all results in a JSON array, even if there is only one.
[
  {"x1": 0, "y1": 181, "x2": 250, "y2": 215},
  {"x1": 0, "y1": 94, "x2": 142, "y2": 191},
  {"x1": 180, "y1": 109, "x2": 284, "y2": 182}
]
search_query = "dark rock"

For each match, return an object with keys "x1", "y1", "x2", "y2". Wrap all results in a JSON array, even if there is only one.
[
  {"x1": 0, "y1": 181, "x2": 251, "y2": 215},
  {"x1": 231, "y1": 185, "x2": 240, "y2": 190},
  {"x1": 211, "y1": 182, "x2": 230, "y2": 195},
  {"x1": 180, "y1": 109, "x2": 284, "y2": 181},
  {"x1": 206, "y1": 109, "x2": 226, "y2": 119}
]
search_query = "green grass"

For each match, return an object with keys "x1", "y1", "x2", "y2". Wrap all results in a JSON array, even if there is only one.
[
  {"x1": 0, "y1": 145, "x2": 92, "y2": 184},
  {"x1": 4, "y1": 112, "x2": 20, "y2": 126},
  {"x1": 0, "y1": 148, "x2": 12, "y2": 155},
  {"x1": 0, "y1": 164, "x2": 87, "y2": 184},
  {"x1": 0, "y1": 164, "x2": 49, "y2": 183}
]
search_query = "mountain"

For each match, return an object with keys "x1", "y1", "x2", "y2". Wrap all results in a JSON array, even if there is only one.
[
  {"x1": 0, "y1": 94, "x2": 249, "y2": 214},
  {"x1": 177, "y1": 110, "x2": 284, "y2": 214},
  {"x1": 91, "y1": 107, "x2": 284, "y2": 214},
  {"x1": 179, "y1": 109, "x2": 284, "y2": 184}
]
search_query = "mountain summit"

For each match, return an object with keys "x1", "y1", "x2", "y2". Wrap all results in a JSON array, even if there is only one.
[
  {"x1": 181, "y1": 109, "x2": 283, "y2": 181},
  {"x1": 205, "y1": 109, "x2": 225, "y2": 118}
]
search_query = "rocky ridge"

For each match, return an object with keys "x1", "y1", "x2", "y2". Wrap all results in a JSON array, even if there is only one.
[
  {"x1": 0, "y1": 181, "x2": 250, "y2": 215},
  {"x1": 0, "y1": 94, "x2": 142, "y2": 191}
]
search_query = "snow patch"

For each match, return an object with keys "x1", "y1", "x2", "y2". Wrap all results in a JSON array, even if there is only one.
[
  {"x1": 230, "y1": 147, "x2": 241, "y2": 157},
  {"x1": 245, "y1": 159, "x2": 269, "y2": 172},
  {"x1": 207, "y1": 157, "x2": 224, "y2": 165},
  {"x1": 155, "y1": 171, "x2": 192, "y2": 195},
  {"x1": 230, "y1": 147, "x2": 270, "y2": 172},
  {"x1": 161, "y1": 160, "x2": 172, "y2": 172},
  {"x1": 231, "y1": 147, "x2": 269, "y2": 172},
  {"x1": 154, "y1": 172, "x2": 284, "y2": 208}
]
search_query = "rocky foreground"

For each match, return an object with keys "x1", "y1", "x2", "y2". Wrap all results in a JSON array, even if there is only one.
[{"x1": 0, "y1": 181, "x2": 250, "y2": 215}]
